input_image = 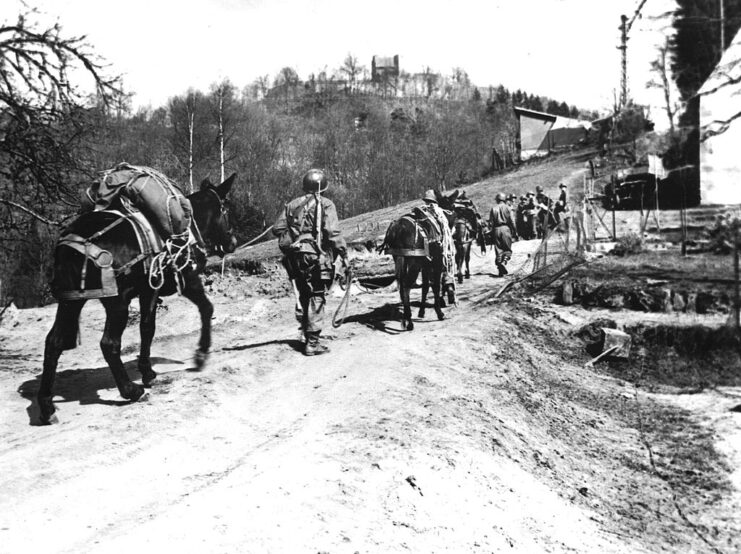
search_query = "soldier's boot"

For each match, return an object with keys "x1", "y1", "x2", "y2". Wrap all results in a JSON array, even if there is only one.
[
  {"x1": 303, "y1": 331, "x2": 329, "y2": 356},
  {"x1": 497, "y1": 262, "x2": 508, "y2": 276}
]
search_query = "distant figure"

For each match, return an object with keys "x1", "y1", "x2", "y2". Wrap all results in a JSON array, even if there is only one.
[
  {"x1": 554, "y1": 183, "x2": 573, "y2": 250},
  {"x1": 515, "y1": 195, "x2": 528, "y2": 239},
  {"x1": 273, "y1": 169, "x2": 347, "y2": 356},
  {"x1": 488, "y1": 192, "x2": 517, "y2": 276},
  {"x1": 534, "y1": 185, "x2": 552, "y2": 238},
  {"x1": 523, "y1": 191, "x2": 538, "y2": 240}
]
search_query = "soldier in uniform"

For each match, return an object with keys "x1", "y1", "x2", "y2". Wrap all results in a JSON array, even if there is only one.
[
  {"x1": 273, "y1": 169, "x2": 347, "y2": 356},
  {"x1": 534, "y1": 185, "x2": 551, "y2": 238},
  {"x1": 488, "y1": 192, "x2": 518, "y2": 276},
  {"x1": 421, "y1": 189, "x2": 456, "y2": 302},
  {"x1": 554, "y1": 182, "x2": 573, "y2": 250}
]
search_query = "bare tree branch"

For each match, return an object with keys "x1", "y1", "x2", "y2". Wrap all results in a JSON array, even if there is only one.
[{"x1": 0, "y1": 199, "x2": 62, "y2": 226}]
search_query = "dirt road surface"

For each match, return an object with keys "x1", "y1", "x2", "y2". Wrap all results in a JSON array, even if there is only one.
[{"x1": 1, "y1": 240, "x2": 740, "y2": 553}]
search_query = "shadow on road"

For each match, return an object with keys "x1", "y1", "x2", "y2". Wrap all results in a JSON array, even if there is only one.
[{"x1": 17, "y1": 357, "x2": 183, "y2": 426}]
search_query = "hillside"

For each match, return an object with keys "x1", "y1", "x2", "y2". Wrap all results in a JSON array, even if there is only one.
[{"x1": 1, "y1": 151, "x2": 739, "y2": 553}]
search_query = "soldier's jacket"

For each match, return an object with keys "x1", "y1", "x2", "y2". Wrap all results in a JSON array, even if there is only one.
[
  {"x1": 489, "y1": 203, "x2": 516, "y2": 233},
  {"x1": 273, "y1": 193, "x2": 346, "y2": 255}
]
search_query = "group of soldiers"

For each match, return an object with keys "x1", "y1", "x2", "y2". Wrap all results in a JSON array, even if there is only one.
[
  {"x1": 273, "y1": 168, "x2": 572, "y2": 357},
  {"x1": 486, "y1": 182, "x2": 572, "y2": 275}
]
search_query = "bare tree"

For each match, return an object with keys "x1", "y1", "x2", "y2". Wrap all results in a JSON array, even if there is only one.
[
  {"x1": 0, "y1": 9, "x2": 124, "y2": 223},
  {"x1": 209, "y1": 80, "x2": 240, "y2": 182},
  {"x1": 339, "y1": 53, "x2": 366, "y2": 92},
  {"x1": 648, "y1": 39, "x2": 680, "y2": 135},
  {"x1": 169, "y1": 90, "x2": 202, "y2": 192}
]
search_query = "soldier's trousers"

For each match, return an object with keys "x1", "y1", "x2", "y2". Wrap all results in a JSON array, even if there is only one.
[
  {"x1": 492, "y1": 226, "x2": 513, "y2": 266},
  {"x1": 289, "y1": 252, "x2": 331, "y2": 335}
]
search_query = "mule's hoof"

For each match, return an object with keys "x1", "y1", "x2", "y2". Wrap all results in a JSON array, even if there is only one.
[
  {"x1": 38, "y1": 397, "x2": 57, "y2": 425},
  {"x1": 124, "y1": 384, "x2": 146, "y2": 403},
  {"x1": 38, "y1": 407, "x2": 58, "y2": 425},
  {"x1": 39, "y1": 413, "x2": 59, "y2": 425},
  {"x1": 465, "y1": 273, "x2": 471, "y2": 279},
  {"x1": 436, "y1": 311, "x2": 446, "y2": 321},
  {"x1": 404, "y1": 319, "x2": 414, "y2": 331},
  {"x1": 194, "y1": 349, "x2": 209, "y2": 370},
  {"x1": 141, "y1": 369, "x2": 158, "y2": 388},
  {"x1": 417, "y1": 309, "x2": 426, "y2": 319}
]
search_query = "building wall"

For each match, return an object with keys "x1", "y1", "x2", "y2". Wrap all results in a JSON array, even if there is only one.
[
  {"x1": 519, "y1": 117, "x2": 553, "y2": 160},
  {"x1": 700, "y1": 89, "x2": 741, "y2": 205}
]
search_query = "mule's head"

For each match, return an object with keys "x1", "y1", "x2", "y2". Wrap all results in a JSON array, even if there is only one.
[{"x1": 188, "y1": 173, "x2": 238, "y2": 256}]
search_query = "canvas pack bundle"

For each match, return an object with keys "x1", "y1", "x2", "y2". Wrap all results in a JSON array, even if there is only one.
[{"x1": 85, "y1": 163, "x2": 192, "y2": 241}]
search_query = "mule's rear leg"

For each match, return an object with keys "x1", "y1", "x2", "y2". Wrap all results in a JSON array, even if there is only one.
[
  {"x1": 182, "y1": 269, "x2": 213, "y2": 369},
  {"x1": 101, "y1": 297, "x2": 145, "y2": 402},
  {"x1": 418, "y1": 268, "x2": 429, "y2": 319},
  {"x1": 396, "y1": 257, "x2": 415, "y2": 331},
  {"x1": 38, "y1": 300, "x2": 86, "y2": 425},
  {"x1": 137, "y1": 289, "x2": 159, "y2": 387}
]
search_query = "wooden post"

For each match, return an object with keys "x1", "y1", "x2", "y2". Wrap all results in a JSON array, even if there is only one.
[
  {"x1": 612, "y1": 205, "x2": 616, "y2": 241},
  {"x1": 734, "y1": 231, "x2": 740, "y2": 332},
  {"x1": 654, "y1": 174, "x2": 661, "y2": 236}
]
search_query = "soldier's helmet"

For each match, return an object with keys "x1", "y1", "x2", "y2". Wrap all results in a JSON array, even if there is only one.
[
  {"x1": 535, "y1": 185, "x2": 544, "y2": 193},
  {"x1": 422, "y1": 189, "x2": 437, "y2": 203},
  {"x1": 495, "y1": 192, "x2": 506, "y2": 202},
  {"x1": 302, "y1": 169, "x2": 328, "y2": 193}
]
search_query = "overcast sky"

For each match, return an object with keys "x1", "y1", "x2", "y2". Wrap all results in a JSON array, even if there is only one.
[{"x1": 3, "y1": 0, "x2": 678, "y2": 124}]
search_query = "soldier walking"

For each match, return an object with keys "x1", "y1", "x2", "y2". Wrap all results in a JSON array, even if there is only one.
[
  {"x1": 273, "y1": 169, "x2": 347, "y2": 356},
  {"x1": 488, "y1": 192, "x2": 517, "y2": 276}
]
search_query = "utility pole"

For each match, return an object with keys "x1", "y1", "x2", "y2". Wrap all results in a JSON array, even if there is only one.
[
  {"x1": 617, "y1": 0, "x2": 649, "y2": 111},
  {"x1": 720, "y1": 0, "x2": 726, "y2": 52},
  {"x1": 619, "y1": 15, "x2": 628, "y2": 109}
]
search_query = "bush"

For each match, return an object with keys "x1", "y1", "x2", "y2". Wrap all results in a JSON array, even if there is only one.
[{"x1": 613, "y1": 232, "x2": 643, "y2": 256}]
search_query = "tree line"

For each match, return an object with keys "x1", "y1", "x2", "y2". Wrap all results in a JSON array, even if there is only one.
[{"x1": 1, "y1": 9, "x2": 602, "y2": 307}]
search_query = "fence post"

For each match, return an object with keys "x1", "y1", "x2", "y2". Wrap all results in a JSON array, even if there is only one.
[{"x1": 734, "y1": 228, "x2": 740, "y2": 333}]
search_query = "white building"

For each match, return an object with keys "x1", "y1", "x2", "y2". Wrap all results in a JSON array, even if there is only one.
[{"x1": 699, "y1": 28, "x2": 741, "y2": 205}]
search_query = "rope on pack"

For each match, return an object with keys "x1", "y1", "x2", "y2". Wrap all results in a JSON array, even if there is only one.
[{"x1": 148, "y1": 231, "x2": 192, "y2": 292}]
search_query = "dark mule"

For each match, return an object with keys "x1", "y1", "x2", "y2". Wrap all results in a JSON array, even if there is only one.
[
  {"x1": 382, "y1": 197, "x2": 456, "y2": 331},
  {"x1": 447, "y1": 197, "x2": 485, "y2": 284},
  {"x1": 38, "y1": 174, "x2": 237, "y2": 425}
]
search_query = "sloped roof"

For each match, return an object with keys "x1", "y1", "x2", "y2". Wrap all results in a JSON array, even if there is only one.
[
  {"x1": 514, "y1": 107, "x2": 591, "y2": 130},
  {"x1": 513, "y1": 107, "x2": 556, "y2": 122},
  {"x1": 698, "y1": 27, "x2": 741, "y2": 96}
]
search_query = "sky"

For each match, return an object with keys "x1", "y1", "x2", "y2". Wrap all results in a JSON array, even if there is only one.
[{"x1": 3, "y1": 0, "x2": 679, "y2": 125}]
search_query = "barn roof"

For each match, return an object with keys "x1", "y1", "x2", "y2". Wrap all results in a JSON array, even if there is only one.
[{"x1": 513, "y1": 107, "x2": 557, "y2": 122}]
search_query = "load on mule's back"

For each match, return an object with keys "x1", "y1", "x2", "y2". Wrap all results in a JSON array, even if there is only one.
[{"x1": 84, "y1": 163, "x2": 193, "y2": 243}]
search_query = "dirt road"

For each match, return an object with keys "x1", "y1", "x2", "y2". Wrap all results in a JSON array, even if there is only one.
[{"x1": 1, "y1": 241, "x2": 739, "y2": 553}]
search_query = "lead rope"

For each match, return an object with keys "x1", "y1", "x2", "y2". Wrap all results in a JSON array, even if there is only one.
[{"x1": 332, "y1": 265, "x2": 353, "y2": 328}]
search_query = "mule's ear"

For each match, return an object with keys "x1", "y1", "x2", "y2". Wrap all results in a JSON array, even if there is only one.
[
  {"x1": 450, "y1": 190, "x2": 460, "y2": 202},
  {"x1": 200, "y1": 178, "x2": 213, "y2": 191},
  {"x1": 216, "y1": 173, "x2": 237, "y2": 198}
]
